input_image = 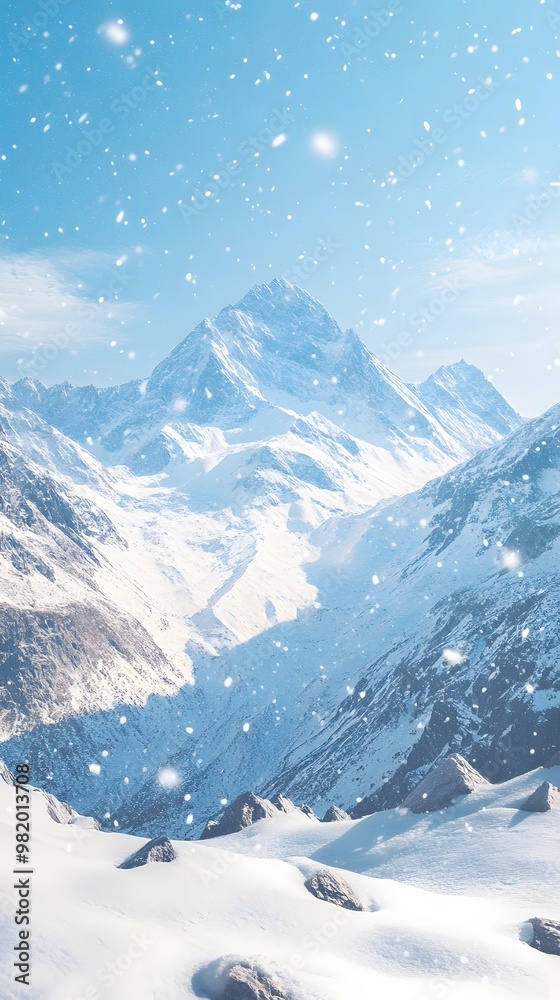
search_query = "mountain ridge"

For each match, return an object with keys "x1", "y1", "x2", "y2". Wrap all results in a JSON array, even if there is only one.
[{"x1": 0, "y1": 279, "x2": 546, "y2": 840}]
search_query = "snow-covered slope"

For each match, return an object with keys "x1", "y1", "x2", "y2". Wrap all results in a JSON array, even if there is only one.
[
  {"x1": 2, "y1": 403, "x2": 556, "y2": 839},
  {"x1": 416, "y1": 359, "x2": 524, "y2": 454},
  {"x1": 0, "y1": 279, "x2": 542, "y2": 837},
  {"x1": 0, "y1": 281, "x2": 522, "y2": 734},
  {"x1": 0, "y1": 401, "x2": 199, "y2": 737},
  {"x1": 0, "y1": 764, "x2": 558, "y2": 999}
]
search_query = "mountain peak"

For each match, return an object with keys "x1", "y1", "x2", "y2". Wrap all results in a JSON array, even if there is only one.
[
  {"x1": 224, "y1": 278, "x2": 342, "y2": 345},
  {"x1": 417, "y1": 359, "x2": 521, "y2": 442},
  {"x1": 430, "y1": 359, "x2": 488, "y2": 383}
]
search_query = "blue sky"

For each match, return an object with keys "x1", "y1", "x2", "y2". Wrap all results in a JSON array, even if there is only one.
[{"x1": 1, "y1": 0, "x2": 560, "y2": 415}]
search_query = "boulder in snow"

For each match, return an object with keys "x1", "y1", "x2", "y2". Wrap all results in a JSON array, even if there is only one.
[
  {"x1": 321, "y1": 804, "x2": 351, "y2": 823},
  {"x1": 520, "y1": 781, "x2": 560, "y2": 813},
  {"x1": 528, "y1": 918, "x2": 560, "y2": 956},
  {"x1": 304, "y1": 869, "x2": 364, "y2": 911},
  {"x1": 200, "y1": 792, "x2": 277, "y2": 840},
  {"x1": 401, "y1": 753, "x2": 487, "y2": 814},
  {"x1": 222, "y1": 963, "x2": 287, "y2": 999},
  {"x1": 118, "y1": 836, "x2": 176, "y2": 869}
]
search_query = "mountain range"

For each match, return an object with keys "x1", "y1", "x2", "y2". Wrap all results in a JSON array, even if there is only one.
[{"x1": 1, "y1": 278, "x2": 557, "y2": 838}]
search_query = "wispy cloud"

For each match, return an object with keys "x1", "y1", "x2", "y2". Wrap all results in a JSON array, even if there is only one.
[
  {"x1": 393, "y1": 230, "x2": 560, "y2": 417},
  {"x1": 0, "y1": 249, "x2": 144, "y2": 356},
  {"x1": 418, "y1": 231, "x2": 560, "y2": 337}
]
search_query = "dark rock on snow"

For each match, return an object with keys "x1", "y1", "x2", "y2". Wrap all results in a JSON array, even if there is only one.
[
  {"x1": 200, "y1": 792, "x2": 277, "y2": 840},
  {"x1": 118, "y1": 836, "x2": 176, "y2": 869},
  {"x1": 304, "y1": 868, "x2": 364, "y2": 911},
  {"x1": 322, "y1": 804, "x2": 351, "y2": 823},
  {"x1": 519, "y1": 781, "x2": 560, "y2": 813},
  {"x1": 222, "y1": 963, "x2": 287, "y2": 1000},
  {"x1": 401, "y1": 753, "x2": 487, "y2": 814},
  {"x1": 202, "y1": 820, "x2": 220, "y2": 839},
  {"x1": 528, "y1": 918, "x2": 560, "y2": 956}
]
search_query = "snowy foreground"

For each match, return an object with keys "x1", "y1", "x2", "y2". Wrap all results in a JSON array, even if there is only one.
[{"x1": 0, "y1": 766, "x2": 559, "y2": 999}]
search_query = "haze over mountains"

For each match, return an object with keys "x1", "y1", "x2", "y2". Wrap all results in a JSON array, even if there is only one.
[{"x1": 0, "y1": 279, "x2": 557, "y2": 837}]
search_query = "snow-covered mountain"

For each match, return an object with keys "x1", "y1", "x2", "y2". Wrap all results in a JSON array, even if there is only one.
[
  {"x1": 4, "y1": 397, "x2": 556, "y2": 838},
  {"x1": 0, "y1": 279, "x2": 547, "y2": 838},
  {"x1": 5, "y1": 279, "x2": 520, "y2": 487},
  {"x1": 0, "y1": 761, "x2": 558, "y2": 999},
  {"x1": 0, "y1": 397, "x2": 199, "y2": 739},
  {"x1": 416, "y1": 357, "x2": 524, "y2": 452}
]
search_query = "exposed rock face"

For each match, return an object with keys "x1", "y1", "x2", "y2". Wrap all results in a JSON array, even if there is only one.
[
  {"x1": 528, "y1": 918, "x2": 560, "y2": 956},
  {"x1": 322, "y1": 804, "x2": 351, "y2": 823},
  {"x1": 270, "y1": 794, "x2": 298, "y2": 814},
  {"x1": 222, "y1": 964, "x2": 287, "y2": 999},
  {"x1": 304, "y1": 869, "x2": 364, "y2": 911},
  {"x1": 202, "y1": 820, "x2": 220, "y2": 839},
  {"x1": 37, "y1": 789, "x2": 79, "y2": 825},
  {"x1": 118, "y1": 836, "x2": 176, "y2": 869},
  {"x1": 401, "y1": 753, "x2": 487, "y2": 814},
  {"x1": 520, "y1": 781, "x2": 560, "y2": 813},
  {"x1": 0, "y1": 760, "x2": 15, "y2": 785},
  {"x1": 200, "y1": 793, "x2": 277, "y2": 840},
  {"x1": 0, "y1": 769, "x2": 99, "y2": 828},
  {"x1": 299, "y1": 804, "x2": 318, "y2": 821}
]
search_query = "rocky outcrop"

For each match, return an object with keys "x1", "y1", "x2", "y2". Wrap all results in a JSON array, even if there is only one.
[
  {"x1": 270, "y1": 794, "x2": 298, "y2": 814},
  {"x1": 299, "y1": 804, "x2": 318, "y2": 821},
  {"x1": 35, "y1": 788, "x2": 80, "y2": 825},
  {"x1": 0, "y1": 768, "x2": 99, "y2": 828},
  {"x1": 222, "y1": 964, "x2": 287, "y2": 999},
  {"x1": 322, "y1": 804, "x2": 351, "y2": 823},
  {"x1": 304, "y1": 869, "x2": 364, "y2": 911},
  {"x1": 200, "y1": 793, "x2": 277, "y2": 840},
  {"x1": 118, "y1": 836, "x2": 176, "y2": 869},
  {"x1": 401, "y1": 753, "x2": 487, "y2": 814},
  {"x1": 520, "y1": 781, "x2": 560, "y2": 813},
  {"x1": 0, "y1": 760, "x2": 15, "y2": 785},
  {"x1": 528, "y1": 918, "x2": 560, "y2": 956}
]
